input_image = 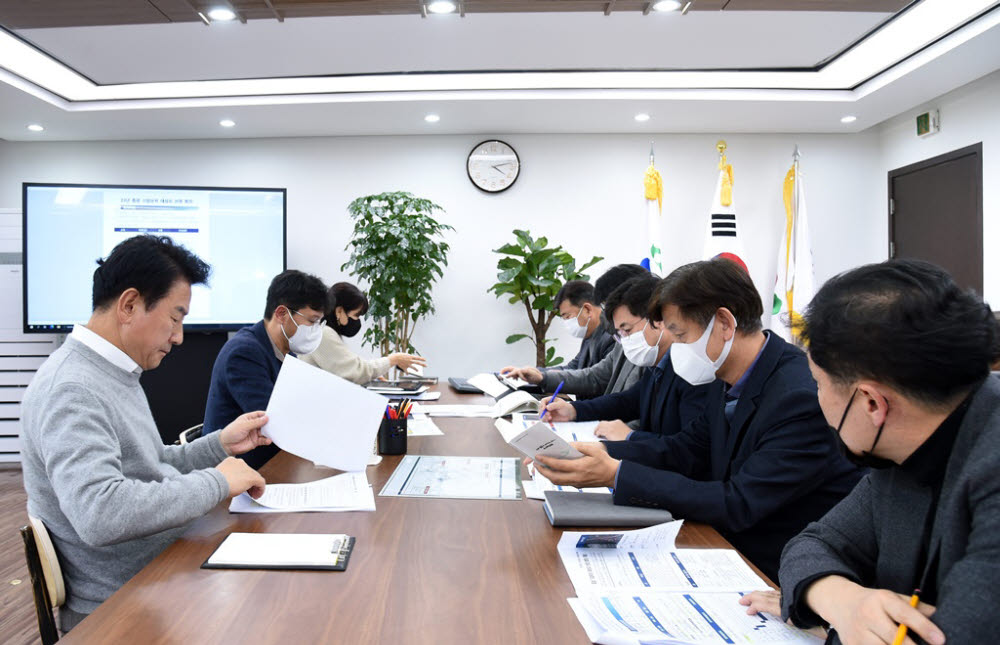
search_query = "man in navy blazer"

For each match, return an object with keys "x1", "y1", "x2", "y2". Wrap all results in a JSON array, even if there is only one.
[
  {"x1": 203, "y1": 270, "x2": 328, "y2": 469},
  {"x1": 540, "y1": 274, "x2": 709, "y2": 441},
  {"x1": 535, "y1": 259, "x2": 863, "y2": 580}
]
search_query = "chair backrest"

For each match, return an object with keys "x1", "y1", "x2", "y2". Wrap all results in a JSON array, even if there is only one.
[
  {"x1": 20, "y1": 522, "x2": 60, "y2": 645},
  {"x1": 27, "y1": 515, "x2": 66, "y2": 608},
  {"x1": 177, "y1": 423, "x2": 204, "y2": 445}
]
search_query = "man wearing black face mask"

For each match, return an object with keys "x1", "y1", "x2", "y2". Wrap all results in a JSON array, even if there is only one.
[
  {"x1": 300, "y1": 281, "x2": 427, "y2": 384},
  {"x1": 774, "y1": 259, "x2": 1000, "y2": 645}
]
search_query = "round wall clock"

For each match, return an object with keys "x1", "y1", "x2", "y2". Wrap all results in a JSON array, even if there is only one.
[{"x1": 467, "y1": 140, "x2": 520, "y2": 193}]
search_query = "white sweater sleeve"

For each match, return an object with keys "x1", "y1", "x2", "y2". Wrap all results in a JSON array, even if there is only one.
[{"x1": 299, "y1": 326, "x2": 392, "y2": 384}]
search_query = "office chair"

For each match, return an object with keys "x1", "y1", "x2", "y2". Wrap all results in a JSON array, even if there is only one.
[
  {"x1": 20, "y1": 515, "x2": 66, "y2": 645},
  {"x1": 175, "y1": 423, "x2": 204, "y2": 445}
]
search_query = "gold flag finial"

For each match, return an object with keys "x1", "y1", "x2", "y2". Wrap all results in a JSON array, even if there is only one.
[{"x1": 716, "y1": 139, "x2": 727, "y2": 156}]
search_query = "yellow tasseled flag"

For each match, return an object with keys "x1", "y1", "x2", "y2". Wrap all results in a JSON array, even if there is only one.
[
  {"x1": 718, "y1": 154, "x2": 733, "y2": 207},
  {"x1": 644, "y1": 164, "x2": 663, "y2": 214}
]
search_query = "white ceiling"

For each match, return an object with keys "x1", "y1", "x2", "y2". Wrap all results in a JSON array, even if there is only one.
[
  {"x1": 17, "y1": 12, "x2": 891, "y2": 83},
  {"x1": 1, "y1": 0, "x2": 999, "y2": 141}
]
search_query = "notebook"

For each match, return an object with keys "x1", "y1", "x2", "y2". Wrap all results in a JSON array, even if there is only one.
[{"x1": 543, "y1": 491, "x2": 674, "y2": 527}]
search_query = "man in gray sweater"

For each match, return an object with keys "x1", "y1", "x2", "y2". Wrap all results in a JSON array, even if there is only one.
[{"x1": 21, "y1": 236, "x2": 273, "y2": 634}]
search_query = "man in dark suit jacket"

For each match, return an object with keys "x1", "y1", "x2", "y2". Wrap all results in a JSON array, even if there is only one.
[
  {"x1": 540, "y1": 274, "x2": 709, "y2": 441},
  {"x1": 203, "y1": 270, "x2": 328, "y2": 469},
  {"x1": 772, "y1": 259, "x2": 1000, "y2": 645},
  {"x1": 534, "y1": 259, "x2": 863, "y2": 581}
]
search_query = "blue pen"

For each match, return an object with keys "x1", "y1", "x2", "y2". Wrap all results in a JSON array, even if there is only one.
[{"x1": 539, "y1": 381, "x2": 564, "y2": 422}]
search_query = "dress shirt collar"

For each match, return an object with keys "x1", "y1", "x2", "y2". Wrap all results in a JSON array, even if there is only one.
[{"x1": 70, "y1": 324, "x2": 142, "y2": 375}]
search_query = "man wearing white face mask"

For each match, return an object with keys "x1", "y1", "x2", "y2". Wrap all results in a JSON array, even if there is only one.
[
  {"x1": 534, "y1": 259, "x2": 862, "y2": 581},
  {"x1": 204, "y1": 269, "x2": 329, "y2": 469},
  {"x1": 540, "y1": 274, "x2": 709, "y2": 442},
  {"x1": 500, "y1": 280, "x2": 614, "y2": 399}
]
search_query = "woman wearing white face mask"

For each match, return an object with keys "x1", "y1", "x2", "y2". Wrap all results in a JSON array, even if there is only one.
[
  {"x1": 300, "y1": 282, "x2": 427, "y2": 385},
  {"x1": 539, "y1": 275, "x2": 710, "y2": 442}
]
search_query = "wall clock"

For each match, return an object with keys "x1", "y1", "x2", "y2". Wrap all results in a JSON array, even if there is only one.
[{"x1": 467, "y1": 140, "x2": 520, "y2": 193}]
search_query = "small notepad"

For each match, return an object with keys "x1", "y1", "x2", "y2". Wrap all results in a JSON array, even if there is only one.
[{"x1": 201, "y1": 532, "x2": 356, "y2": 571}]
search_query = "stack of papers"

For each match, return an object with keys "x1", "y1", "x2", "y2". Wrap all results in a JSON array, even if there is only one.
[
  {"x1": 406, "y1": 413, "x2": 444, "y2": 436},
  {"x1": 522, "y1": 466, "x2": 611, "y2": 500},
  {"x1": 560, "y1": 522, "x2": 822, "y2": 644},
  {"x1": 229, "y1": 472, "x2": 376, "y2": 513}
]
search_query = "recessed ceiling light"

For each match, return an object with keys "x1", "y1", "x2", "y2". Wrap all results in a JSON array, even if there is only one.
[
  {"x1": 27, "y1": 124, "x2": 44, "y2": 132},
  {"x1": 634, "y1": 113, "x2": 651, "y2": 122},
  {"x1": 652, "y1": 0, "x2": 683, "y2": 11},
  {"x1": 840, "y1": 115, "x2": 858, "y2": 123},
  {"x1": 427, "y1": 1, "x2": 457, "y2": 14},
  {"x1": 424, "y1": 114, "x2": 440, "y2": 123},
  {"x1": 219, "y1": 119, "x2": 236, "y2": 127},
  {"x1": 207, "y1": 7, "x2": 236, "y2": 21}
]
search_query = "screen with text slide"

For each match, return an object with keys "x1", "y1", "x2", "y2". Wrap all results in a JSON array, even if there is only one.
[{"x1": 23, "y1": 183, "x2": 286, "y2": 332}]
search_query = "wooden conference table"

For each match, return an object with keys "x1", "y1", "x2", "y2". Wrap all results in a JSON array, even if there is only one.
[{"x1": 61, "y1": 387, "x2": 773, "y2": 645}]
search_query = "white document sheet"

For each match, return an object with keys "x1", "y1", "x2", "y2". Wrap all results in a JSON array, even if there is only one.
[
  {"x1": 406, "y1": 413, "x2": 444, "y2": 436},
  {"x1": 522, "y1": 467, "x2": 613, "y2": 500},
  {"x1": 558, "y1": 523, "x2": 771, "y2": 595},
  {"x1": 421, "y1": 404, "x2": 497, "y2": 418},
  {"x1": 467, "y1": 372, "x2": 510, "y2": 398},
  {"x1": 229, "y1": 472, "x2": 376, "y2": 513},
  {"x1": 515, "y1": 414, "x2": 602, "y2": 443},
  {"x1": 379, "y1": 455, "x2": 521, "y2": 500},
  {"x1": 570, "y1": 591, "x2": 823, "y2": 645},
  {"x1": 382, "y1": 390, "x2": 442, "y2": 401},
  {"x1": 262, "y1": 356, "x2": 387, "y2": 472}
]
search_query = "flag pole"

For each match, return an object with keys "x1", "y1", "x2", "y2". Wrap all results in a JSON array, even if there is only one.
[{"x1": 649, "y1": 141, "x2": 655, "y2": 166}]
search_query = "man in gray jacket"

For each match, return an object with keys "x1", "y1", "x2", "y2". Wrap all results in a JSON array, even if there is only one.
[
  {"x1": 774, "y1": 259, "x2": 1000, "y2": 645},
  {"x1": 501, "y1": 264, "x2": 649, "y2": 399},
  {"x1": 21, "y1": 236, "x2": 273, "y2": 633}
]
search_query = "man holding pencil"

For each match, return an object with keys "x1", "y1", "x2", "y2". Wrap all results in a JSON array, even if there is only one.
[{"x1": 776, "y1": 259, "x2": 1000, "y2": 644}]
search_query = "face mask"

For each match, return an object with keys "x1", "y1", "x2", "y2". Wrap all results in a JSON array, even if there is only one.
[
  {"x1": 334, "y1": 316, "x2": 362, "y2": 338},
  {"x1": 563, "y1": 308, "x2": 589, "y2": 339},
  {"x1": 833, "y1": 388, "x2": 894, "y2": 469},
  {"x1": 281, "y1": 309, "x2": 324, "y2": 355},
  {"x1": 621, "y1": 322, "x2": 662, "y2": 367},
  {"x1": 670, "y1": 314, "x2": 734, "y2": 386}
]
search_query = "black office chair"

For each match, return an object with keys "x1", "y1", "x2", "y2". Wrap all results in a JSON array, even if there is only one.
[
  {"x1": 20, "y1": 515, "x2": 66, "y2": 645},
  {"x1": 174, "y1": 423, "x2": 204, "y2": 445}
]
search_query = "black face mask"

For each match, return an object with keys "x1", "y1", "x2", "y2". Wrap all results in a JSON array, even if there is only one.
[
  {"x1": 833, "y1": 388, "x2": 895, "y2": 470},
  {"x1": 334, "y1": 316, "x2": 362, "y2": 338}
]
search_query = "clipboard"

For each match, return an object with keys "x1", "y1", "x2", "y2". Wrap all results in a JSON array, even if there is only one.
[{"x1": 200, "y1": 533, "x2": 356, "y2": 571}]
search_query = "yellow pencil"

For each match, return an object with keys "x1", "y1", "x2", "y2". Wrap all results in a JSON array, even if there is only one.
[{"x1": 891, "y1": 590, "x2": 920, "y2": 645}]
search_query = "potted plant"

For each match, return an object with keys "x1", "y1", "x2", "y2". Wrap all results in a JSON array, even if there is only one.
[
  {"x1": 488, "y1": 229, "x2": 602, "y2": 367},
  {"x1": 342, "y1": 191, "x2": 453, "y2": 356}
]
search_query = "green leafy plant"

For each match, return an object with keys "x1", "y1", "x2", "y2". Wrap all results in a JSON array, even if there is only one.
[
  {"x1": 488, "y1": 229, "x2": 602, "y2": 367},
  {"x1": 342, "y1": 192, "x2": 453, "y2": 356}
]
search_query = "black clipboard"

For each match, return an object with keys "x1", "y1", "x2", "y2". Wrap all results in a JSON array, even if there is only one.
[{"x1": 200, "y1": 534, "x2": 356, "y2": 572}]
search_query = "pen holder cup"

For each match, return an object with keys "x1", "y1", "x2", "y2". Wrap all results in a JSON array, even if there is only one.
[{"x1": 378, "y1": 417, "x2": 407, "y2": 455}]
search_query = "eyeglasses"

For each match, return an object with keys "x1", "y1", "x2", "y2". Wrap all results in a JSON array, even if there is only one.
[
  {"x1": 612, "y1": 321, "x2": 649, "y2": 342},
  {"x1": 291, "y1": 309, "x2": 325, "y2": 327}
]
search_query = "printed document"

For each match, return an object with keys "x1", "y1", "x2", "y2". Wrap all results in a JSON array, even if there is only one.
[
  {"x1": 406, "y1": 413, "x2": 444, "y2": 436},
  {"x1": 229, "y1": 472, "x2": 376, "y2": 513},
  {"x1": 568, "y1": 591, "x2": 823, "y2": 645},
  {"x1": 557, "y1": 523, "x2": 771, "y2": 595},
  {"x1": 495, "y1": 418, "x2": 583, "y2": 460},
  {"x1": 514, "y1": 414, "x2": 601, "y2": 443},
  {"x1": 522, "y1": 467, "x2": 612, "y2": 500},
  {"x1": 379, "y1": 455, "x2": 521, "y2": 500},
  {"x1": 263, "y1": 356, "x2": 386, "y2": 471}
]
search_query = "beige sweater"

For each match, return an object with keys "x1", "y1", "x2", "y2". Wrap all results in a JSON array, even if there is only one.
[{"x1": 299, "y1": 325, "x2": 391, "y2": 384}]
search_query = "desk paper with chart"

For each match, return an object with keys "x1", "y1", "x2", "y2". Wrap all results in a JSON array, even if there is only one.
[
  {"x1": 379, "y1": 455, "x2": 521, "y2": 500},
  {"x1": 568, "y1": 590, "x2": 823, "y2": 645},
  {"x1": 557, "y1": 522, "x2": 771, "y2": 595}
]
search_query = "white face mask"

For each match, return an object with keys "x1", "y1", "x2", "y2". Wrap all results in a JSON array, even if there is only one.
[
  {"x1": 621, "y1": 321, "x2": 662, "y2": 367},
  {"x1": 670, "y1": 314, "x2": 735, "y2": 385},
  {"x1": 281, "y1": 309, "x2": 324, "y2": 355},
  {"x1": 563, "y1": 308, "x2": 590, "y2": 339}
]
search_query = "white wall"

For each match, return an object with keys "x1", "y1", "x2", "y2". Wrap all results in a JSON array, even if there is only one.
[
  {"x1": 879, "y1": 69, "x2": 1000, "y2": 304},
  {"x1": 0, "y1": 131, "x2": 883, "y2": 377}
]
